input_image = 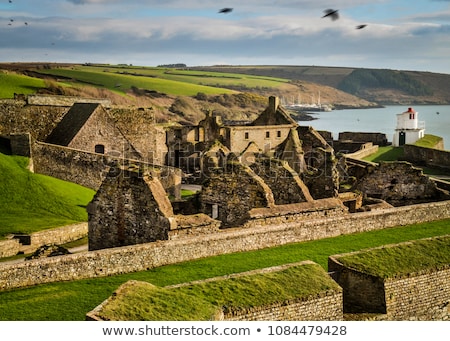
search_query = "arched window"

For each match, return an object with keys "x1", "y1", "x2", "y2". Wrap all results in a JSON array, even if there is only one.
[{"x1": 95, "y1": 144, "x2": 105, "y2": 154}]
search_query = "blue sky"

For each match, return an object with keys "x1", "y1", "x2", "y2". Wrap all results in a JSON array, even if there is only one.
[{"x1": 1, "y1": 0, "x2": 449, "y2": 73}]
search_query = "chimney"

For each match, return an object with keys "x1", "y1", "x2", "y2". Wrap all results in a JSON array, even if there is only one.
[{"x1": 269, "y1": 96, "x2": 279, "y2": 112}]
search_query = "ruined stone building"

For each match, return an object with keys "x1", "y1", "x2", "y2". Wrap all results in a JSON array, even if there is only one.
[{"x1": 45, "y1": 102, "x2": 141, "y2": 160}]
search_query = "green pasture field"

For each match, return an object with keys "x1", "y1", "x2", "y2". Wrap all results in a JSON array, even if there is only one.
[
  {"x1": 0, "y1": 71, "x2": 46, "y2": 98},
  {"x1": 0, "y1": 153, "x2": 95, "y2": 237},
  {"x1": 0, "y1": 218, "x2": 448, "y2": 320},
  {"x1": 38, "y1": 65, "x2": 289, "y2": 96}
]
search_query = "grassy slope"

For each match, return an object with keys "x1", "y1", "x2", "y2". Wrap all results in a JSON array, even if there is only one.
[
  {"x1": 0, "y1": 153, "x2": 95, "y2": 237},
  {"x1": 0, "y1": 71, "x2": 46, "y2": 98},
  {"x1": 0, "y1": 218, "x2": 448, "y2": 320},
  {"x1": 38, "y1": 66, "x2": 264, "y2": 96}
]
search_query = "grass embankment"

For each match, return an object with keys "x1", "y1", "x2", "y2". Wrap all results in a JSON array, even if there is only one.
[
  {"x1": 0, "y1": 153, "x2": 95, "y2": 237},
  {"x1": 335, "y1": 235, "x2": 450, "y2": 278},
  {"x1": 0, "y1": 218, "x2": 448, "y2": 320},
  {"x1": 0, "y1": 71, "x2": 46, "y2": 98},
  {"x1": 97, "y1": 263, "x2": 338, "y2": 321},
  {"x1": 413, "y1": 134, "x2": 443, "y2": 148},
  {"x1": 363, "y1": 146, "x2": 404, "y2": 162}
]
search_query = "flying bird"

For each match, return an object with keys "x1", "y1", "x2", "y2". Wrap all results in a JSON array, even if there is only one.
[
  {"x1": 356, "y1": 24, "x2": 367, "y2": 29},
  {"x1": 219, "y1": 8, "x2": 233, "y2": 14},
  {"x1": 322, "y1": 9, "x2": 339, "y2": 21}
]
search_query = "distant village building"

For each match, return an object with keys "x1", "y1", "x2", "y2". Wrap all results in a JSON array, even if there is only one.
[{"x1": 393, "y1": 107, "x2": 425, "y2": 146}]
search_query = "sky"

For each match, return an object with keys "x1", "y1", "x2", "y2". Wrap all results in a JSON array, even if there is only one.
[{"x1": 1, "y1": 0, "x2": 449, "y2": 73}]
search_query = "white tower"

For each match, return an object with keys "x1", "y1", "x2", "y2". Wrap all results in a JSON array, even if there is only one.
[{"x1": 393, "y1": 107, "x2": 425, "y2": 146}]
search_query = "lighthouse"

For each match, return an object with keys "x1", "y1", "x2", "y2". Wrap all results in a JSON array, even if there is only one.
[{"x1": 393, "y1": 107, "x2": 425, "y2": 146}]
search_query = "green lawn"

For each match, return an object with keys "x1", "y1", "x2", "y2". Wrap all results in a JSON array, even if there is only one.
[
  {"x1": 0, "y1": 218, "x2": 448, "y2": 320},
  {"x1": 363, "y1": 146, "x2": 404, "y2": 162},
  {"x1": 336, "y1": 235, "x2": 450, "y2": 278},
  {"x1": 0, "y1": 153, "x2": 95, "y2": 237},
  {"x1": 414, "y1": 134, "x2": 443, "y2": 148}
]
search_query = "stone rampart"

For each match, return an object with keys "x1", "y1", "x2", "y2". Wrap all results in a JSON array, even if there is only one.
[
  {"x1": 328, "y1": 238, "x2": 450, "y2": 320},
  {"x1": 32, "y1": 142, "x2": 181, "y2": 195},
  {"x1": 87, "y1": 261, "x2": 343, "y2": 321},
  {"x1": 403, "y1": 144, "x2": 450, "y2": 169},
  {"x1": 383, "y1": 267, "x2": 450, "y2": 320},
  {"x1": 1, "y1": 200, "x2": 450, "y2": 291},
  {"x1": 0, "y1": 239, "x2": 21, "y2": 258},
  {"x1": 223, "y1": 292, "x2": 343, "y2": 321}
]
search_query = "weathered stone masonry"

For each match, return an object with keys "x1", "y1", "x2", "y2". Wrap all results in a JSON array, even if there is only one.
[{"x1": 1, "y1": 199, "x2": 450, "y2": 291}]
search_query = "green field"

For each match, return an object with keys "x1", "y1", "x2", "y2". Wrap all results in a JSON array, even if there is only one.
[
  {"x1": 0, "y1": 153, "x2": 95, "y2": 237},
  {"x1": 37, "y1": 65, "x2": 289, "y2": 96},
  {"x1": 0, "y1": 64, "x2": 291, "y2": 99},
  {"x1": 0, "y1": 71, "x2": 46, "y2": 98},
  {"x1": 0, "y1": 218, "x2": 448, "y2": 320}
]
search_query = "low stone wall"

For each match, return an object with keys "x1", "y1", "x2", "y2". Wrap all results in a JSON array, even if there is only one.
[
  {"x1": 25, "y1": 223, "x2": 88, "y2": 253},
  {"x1": 344, "y1": 144, "x2": 379, "y2": 160},
  {"x1": 87, "y1": 261, "x2": 343, "y2": 321},
  {"x1": 0, "y1": 223, "x2": 88, "y2": 258},
  {"x1": 384, "y1": 267, "x2": 450, "y2": 320},
  {"x1": 1, "y1": 200, "x2": 450, "y2": 291},
  {"x1": 245, "y1": 198, "x2": 348, "y2": 227},
  {"x1": 328, "y1": 246, "x2": 450, "y2": 321},
  {"x1": 0, "y1": 239, "x2": 21, "y2": 258},
  {"x1": 27, "y1": 94, "x2": 111, "y2": 108},
  {"x1": 223, "y1": 292, "x2": 343, "y2": 321},
  {"x1": 403, "y1": 144, "x2": 450, "y2": 169}
]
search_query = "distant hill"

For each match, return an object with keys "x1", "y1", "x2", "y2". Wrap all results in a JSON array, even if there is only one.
[
  {"x1": 192, "y1": 65, "x2": 450, "y2": 105},
  {"x1": 1, "y1": 63, "x2": 449, "y2": 126}
]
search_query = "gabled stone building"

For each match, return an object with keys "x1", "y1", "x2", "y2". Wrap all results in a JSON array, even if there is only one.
[{"x1": 45, "y1": 102, "x2": 140, "y2": 160}]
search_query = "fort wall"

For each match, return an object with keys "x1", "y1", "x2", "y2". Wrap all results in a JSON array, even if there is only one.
[
  {"x1": 0, "y1": 239, "x2": 21, "y2": 258},
  {"x1": 223, "y1": 292, "x2": 343, "y2": 321},
  {"x1": 87, "y1": 262, "x2": 343, "y2": 321},
  {"x1": 403, "y1": 144, "x2": 450, "y2": 169},
  {"x1": 1, "y1": 199, "x2": 450, "y2": 291},
  {"x1": 31, "y1": 141, "x2": 181, "y2": 195},
  {"x1": 0, "y1": 223, "x2": 88, "y2": 258},
  {"x1": 328, "y1": 239, "x2": 450, "y2": 321}
]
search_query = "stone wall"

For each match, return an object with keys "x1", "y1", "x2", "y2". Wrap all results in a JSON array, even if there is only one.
[
  {"x1": 249, "y1": 157, "x2": 313, "y2": 204},
  {"x1": 328, "y1": 239, "x2": 450, "y2": 320},
  {"x1": 223, "y1": 292, "x2": 343, "y2": 321},
  {"x1": 384, "y1": 267, "x2": 450, "y2": 320},
  {"x1": 1, "y1": 199, "x2": 450, "y2": 291},
  {"x1": 0, "y1": 223, "x2": 87, "y2": 258},
  {"x1": 0, "y1": 99, "x2": 67, "y2": 141},
  {"x1": 354, "y1": 161, "x2": 449, "y2": 206},
  {"x1": 87, "y1": 261, "x2": 343, "y2": 321},
  {"x1": 200, "y1": 160, "x2": 275, "y2": 227},
  {"x1": 338, "y1": 132, "x2": 389, "y2": 146},
  {"x1": 32, "y1": 142, "x2": 181, "y2": 196},
  {"x1": 27, "y1": 94, "x2": 112, "y2": 107},
  {"x1": 87, "y1": 167, "x2": 175, "y2": 251},
  {"x1": 0, "y1": 239, "x2": 21, "y2": 258},
  {"x1": 403, "y1": 144, "x2": 450, "y2": 169}
]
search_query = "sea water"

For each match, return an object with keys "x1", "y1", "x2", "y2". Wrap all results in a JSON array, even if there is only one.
[{"x1": 304, "y1": 105, "x2": 450, "y2": 149}]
